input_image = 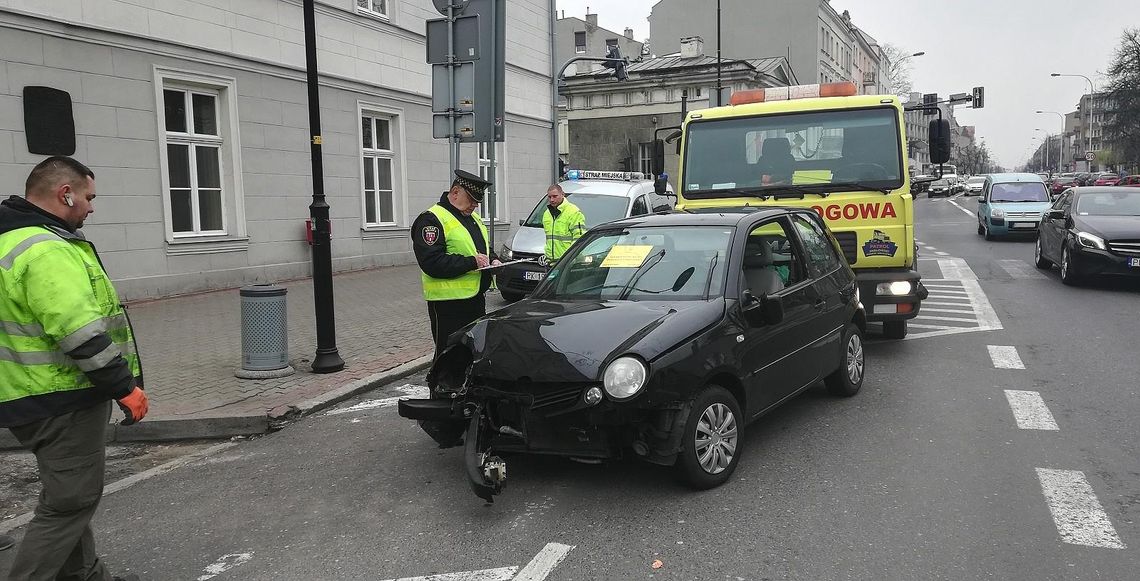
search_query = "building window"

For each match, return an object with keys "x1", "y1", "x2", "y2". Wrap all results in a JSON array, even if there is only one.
[
  {"x1": 638, "y1": 142, "x2": 654, "y2": 176},
  {"x1": 575, "y1": 31, "x2": 586, "y2": 53},
  {"x1": 475, "y1": 142, "x2": 508, "y2": 223},
  {"x1": 606, "y1": 38, "x2": 619, "y2": 48},
  {"x1": 361, "y1": 110, "x2": 402, "y2": 226},
  {"x1": 155, "y1": 69, "x2": 246, "y2": 243},
  {"x1": 356, "y1": 0, "x2": 388, "y2": 19}
]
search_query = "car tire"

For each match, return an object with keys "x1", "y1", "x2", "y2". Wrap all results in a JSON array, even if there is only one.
[
  {"x1": 500, "y1": 290, "x2": 525, "y2": 303},
  {"x1": 977, "y1": 222, "x2": 985, "y2": 236},
  {"x1": 825, "y1": 323, "x2": 865, "y2": 397},
  {"x1": 984, "y1": 225, "x2": 995, "y2": 241},
  {"x1": 882, "y1": 319, "x2": 907, "y2": 340},
  {"x1": 1034, "y1": 237, "x2": 1053, "y2": 269},
  {"x1": 1060, "y1": 245, "x2": 1080, "y2": 286},
  {"x1": 675, "y1": 385, "x2": 742, "y2": 490}
]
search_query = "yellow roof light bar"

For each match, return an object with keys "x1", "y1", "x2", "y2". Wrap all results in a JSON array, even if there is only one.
[{"x1": 730, "y1": 82, "x2": 858, "y2": 106}]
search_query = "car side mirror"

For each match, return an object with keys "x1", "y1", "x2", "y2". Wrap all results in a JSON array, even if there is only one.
[
  {"x1": 651, "y1": 139, "x2": 665, "y2": 177},
  {"x1": 929, "y1": 119, "x2": 952, "y2": 164},
  {"x1": 1047, "y1": 209, "x2": 1065, "y2": 220},
  {"x1": 518, "y1": 218, "x2": 525, "y2": 226}
]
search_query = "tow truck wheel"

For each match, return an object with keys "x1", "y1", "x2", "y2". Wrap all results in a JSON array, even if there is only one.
[
  {"x1": 882, "y1": 320, "x2": 908, "y2": 340},
  {"x1": 675, "y1": 385, "x2": 742, "y2": 490}
]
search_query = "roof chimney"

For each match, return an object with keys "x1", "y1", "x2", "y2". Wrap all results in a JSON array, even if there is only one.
[
  {"x1": 585, "y1": 12, "x2": 598, "y2": 28},
  {"x1": 679, "y1": 36, "x2": 704, "y2": 59},
  {"x1": 624, "y1": 27, "x2": 634, "y2": 40}
]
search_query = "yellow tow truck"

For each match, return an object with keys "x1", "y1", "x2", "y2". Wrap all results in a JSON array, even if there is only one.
[{"x1": 652, "y1": 81, "x2": 952, "y2": 338}]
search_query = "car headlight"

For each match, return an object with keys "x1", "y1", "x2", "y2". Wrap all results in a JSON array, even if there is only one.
[
  {"x1": 500, "y1": 245, "x2": 513, "y2": 260},
  {"x1": 875, "y1": 281, "x2": 912, "y2": 296},
  {"x1": 1075, "y1": 231, "x2": 1105, "y2": 250},
  {"x1": 990, "y1": 208, "x2": 1005, "y2": 218},
  {"x1": 602, "y1": 356, "x2": 647, "y2": 400}
]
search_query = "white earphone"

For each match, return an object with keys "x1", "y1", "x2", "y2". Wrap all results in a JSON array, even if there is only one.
[{"x1": 64, "y1": 195, "x2": 74, "y2": 207}]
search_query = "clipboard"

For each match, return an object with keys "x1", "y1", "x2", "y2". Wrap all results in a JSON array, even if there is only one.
[{"x1": 477, "y1": 258, "x2": 539, "y2": 271}]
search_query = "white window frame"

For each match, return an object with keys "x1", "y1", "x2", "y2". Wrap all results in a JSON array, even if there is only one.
[
  {"x1": 153, "y1": 67, "x2": 246, "y2": 245},
  {"x1": 355, "y1": 0, "x2": 389, "y2": 20},
  {"x1": 475, "y1": 142, "x2": 509, "y2": 224},
  {"x1": 638, "y1": 142, "x2": 654, "y2": 176},
  {"x1": 574, "y1": 31, "x2": 587, "y2": 54},
  {"x1": 358, "y1": 102, "x2": 408, "y2": 229}
]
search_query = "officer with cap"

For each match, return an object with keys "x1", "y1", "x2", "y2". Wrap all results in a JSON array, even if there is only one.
[{"x1": 412, "y1": 170, "x2": 500, "y2": 388}]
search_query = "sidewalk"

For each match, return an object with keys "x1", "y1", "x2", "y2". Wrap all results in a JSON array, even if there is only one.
[{"x1": 2, "y1": 264, "x2": 507, "y2": 446}]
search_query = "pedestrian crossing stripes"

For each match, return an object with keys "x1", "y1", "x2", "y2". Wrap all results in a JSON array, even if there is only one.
[
  {"x1": 996, "y1": 259, "x2": 1048, "y2": 280},
  {"x1": 899, "y1": 258, "x2": 1002, "y2": 340}
]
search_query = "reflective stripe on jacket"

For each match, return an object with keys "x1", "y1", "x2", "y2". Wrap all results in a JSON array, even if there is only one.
[
  {"x1": 542, "y1": 200, "x2": 586, "y2": 260},
  {"x1": 0, "y1": 225, "x2": 141, "y2": 427},
  {"x1": 421, "y1": 204, "x2": 489, "y2": 301}
]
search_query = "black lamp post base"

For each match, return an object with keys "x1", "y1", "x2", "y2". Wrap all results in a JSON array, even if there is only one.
[{"x1": 311, "y1": 349, "x2": 345, "y2": 373}]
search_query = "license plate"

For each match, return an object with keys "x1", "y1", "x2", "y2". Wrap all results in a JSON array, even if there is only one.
[
  {"x1": 1129, "y1": 258, "x2": 1140, "y2": 268},
  {"x1": 524, "y1": 271, "x2": 546, "y2": 281},
  {"x1": 1010, "y1": 222, "x2": 1036, "y2": 229}
]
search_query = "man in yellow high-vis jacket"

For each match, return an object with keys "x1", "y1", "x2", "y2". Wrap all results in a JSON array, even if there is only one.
[
  {"x1": 412, "y1": 170, "x2": 500, "y2": 388},
  {"x1": 2, "y1": 156, "x2": 148, "y2": 581},
  {"x1": 542, "y1": 184, "x2": 587, "y2": 262}
]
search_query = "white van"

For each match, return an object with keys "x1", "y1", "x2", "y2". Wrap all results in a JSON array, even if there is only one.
[{"x1": 497, "y1": 171, "x2": 674, "y2": 302}]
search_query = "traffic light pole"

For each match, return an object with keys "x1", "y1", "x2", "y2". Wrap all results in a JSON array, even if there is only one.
[{"x1": 302, "y1": 0, "x2": 344, "y2": 374}]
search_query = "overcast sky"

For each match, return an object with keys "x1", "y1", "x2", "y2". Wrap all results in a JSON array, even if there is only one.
[{"x1": 554, "y1": 0, "x2": 1135, "y2": 169}]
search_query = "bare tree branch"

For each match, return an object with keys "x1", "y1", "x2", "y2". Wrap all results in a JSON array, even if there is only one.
[{"x1": 881, "y1": 44, "x2": 914, "y2": 97}]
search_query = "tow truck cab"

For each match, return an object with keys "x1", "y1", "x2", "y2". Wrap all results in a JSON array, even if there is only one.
[{"x1": 653, "y1": 82, "x2": 952, "y2": 339}]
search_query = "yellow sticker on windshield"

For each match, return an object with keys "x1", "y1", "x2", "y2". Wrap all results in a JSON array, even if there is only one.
[
  {"x1": 600, "y1": 245, "x2": 654, "y2": 268},
  {"x1": 792, "y1": 169, "x2": 833, "y2": 185}
]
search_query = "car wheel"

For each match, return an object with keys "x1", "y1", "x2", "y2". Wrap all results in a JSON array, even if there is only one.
[
  {"x1": 500, "y1": 290, "x2": 525, "y2": 303},
  {"x1": 1060, "y1": 245, "x2": 1080, "y2": 286},
  {"x1": 675, "y1": 385, "x2": 742, "y2": 490},
  {"x1": 983, "y1": 224, "x2": 995, "y2": 241},
  {"x1": 882, "y1": 319, "x2": 907, "y2": 340},
  {"x1": 977, "y1": 222, "x2": 985, "y2": 236},
  {"x1": 825, "y1": 323, "x2": 865, "y2": 397},
  {"x1": 1034, "y1": 237, "x2": 1053, "y2": 269}
]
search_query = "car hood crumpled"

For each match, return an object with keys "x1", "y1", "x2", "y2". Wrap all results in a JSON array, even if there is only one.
[{"x1": 453, "y1": 298, "x2": 725, "y2": 383}]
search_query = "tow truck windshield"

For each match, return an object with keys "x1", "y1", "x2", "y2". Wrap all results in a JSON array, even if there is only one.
[{"x1": 683, "y1": 107, "x2": 904, "y2": 198}]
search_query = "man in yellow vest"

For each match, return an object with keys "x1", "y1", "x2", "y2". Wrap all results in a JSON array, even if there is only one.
[
  {"x1": 542, "y1": 184, "x2": 587, "y2": 262},
  {"x1": 412, "y1": 170, "x2": 499, "y2": 388},
  {"x1": 1, "y1": 156, "x2": 148, "y2": 581}
]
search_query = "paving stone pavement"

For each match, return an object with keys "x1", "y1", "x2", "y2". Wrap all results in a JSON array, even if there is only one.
[{"x1": 126, "y1": 264, "x2": 509, "y2": 422}]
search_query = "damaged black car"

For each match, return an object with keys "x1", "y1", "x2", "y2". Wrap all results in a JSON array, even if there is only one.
[{"x1": 399, "y1": 208, "x2": 867, "y2": 502}]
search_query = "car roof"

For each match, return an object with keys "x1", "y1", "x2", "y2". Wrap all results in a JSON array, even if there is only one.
[
  {"x1": 559, "y1": 179, "x2": 652, "y2": 198},
  {"x1": 1070, "y1": 186, "x2": 1140, "y2": 194},
  {"x1": 988, "y1": 173, "x2": 1045, "y2": 183},
  {"x1": 602, "y1": 207, "x2": 807, "y2": 229}
]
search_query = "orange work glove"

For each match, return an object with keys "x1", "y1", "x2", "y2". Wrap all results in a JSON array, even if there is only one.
[{"x1": 117, "y1": 387, "x2": 149, "y2": 426}]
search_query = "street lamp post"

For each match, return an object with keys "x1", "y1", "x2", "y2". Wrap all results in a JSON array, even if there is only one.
[
  {"x1": 1036, "y1": 110, "x2": 1065, "y2": 173},
  {"x1": 1050, "y1": 73, "x2": 1097, "y2": 170},
  {"x1": 1034, "y1": 129, "x2": 1051, "y2": 174}
]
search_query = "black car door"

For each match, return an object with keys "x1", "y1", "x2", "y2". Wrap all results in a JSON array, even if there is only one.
[
  {"x1": 789, "y1": 213, "x2": 849, "y2": 371},
  {"x1": 1041, "y1": 190, "x2": 1072, "y2": 260},
  {"x1": 738, "y1": 217, "x2": 818, "y2": 415}
]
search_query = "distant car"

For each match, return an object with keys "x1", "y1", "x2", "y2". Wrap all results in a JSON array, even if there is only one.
[
  {"x1": 1035, "y1": 187, "x2": 1140, "y2": 285},
  {"x1": 1050, "y1": 176, "x2": 1079, "y2": 196},
  {"x1": 1094, "y1": 173, "x2": 1121, "y2": 186},
  {"x1": 977, "y1": 173, "x2": 1052, "y2": 240},
  {"x1": 1118, "y1": 175, "x2": 1140, "y2": 187},
  {"x1": 1075, "y1": 172, "x2": 1093, "y2": 186},
  {"x1": 400, "y1": 208, "x2": 867, "y2": 501},
  {"x1": 929, "y1": 179, "x2": 952, "y2": 197},
  {"x1": 965, "y1": 176, "x2": 986, "y2": 195}
]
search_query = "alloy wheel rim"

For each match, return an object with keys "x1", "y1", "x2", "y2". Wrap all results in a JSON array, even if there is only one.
[
  {"x1": 847, "y1": 333, "x2": 864, "y2": 384},
  {"x1": 695, "y1": 403, "x2": 738, "y2": 474},
  {"x1": 1062, "y1": 248, "x2": 1069, "y2": 278},
  {"x1": 1035, "y1": 239, "x2": 1041, "y2": 263}
]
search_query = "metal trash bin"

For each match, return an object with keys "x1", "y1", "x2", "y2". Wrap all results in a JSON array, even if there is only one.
[{"x1": 234, "y1": 284, "x2": 295, "y2": 379}]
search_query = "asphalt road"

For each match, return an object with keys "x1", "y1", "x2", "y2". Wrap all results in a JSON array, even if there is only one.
[{"x1": 3, "y1": 194, "x2": 1138, "y2": 580}]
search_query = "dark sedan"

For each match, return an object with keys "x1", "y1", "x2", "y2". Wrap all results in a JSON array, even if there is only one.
[
  {"x1": 1035, "y1": 187, "x2": 1140, "y2": 284},
  {"x1": 399, "y1": 209, "x2": 867, "y2": 501}
]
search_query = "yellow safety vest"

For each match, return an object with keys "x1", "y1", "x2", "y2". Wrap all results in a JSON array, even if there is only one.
[
  {"x1": 421, "y1": 204, "x2": 489, "y2": 301},
  {"x1": 542, "y1": 199, "x2": 587, "y2": 260}
]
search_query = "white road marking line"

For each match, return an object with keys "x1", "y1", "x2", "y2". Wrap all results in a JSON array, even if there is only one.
[
  {"x1": 936, "y1": 257, "x2": 977, "y2": 280},
  {"x1": 1, "y1": 441, "x2": 237, "y2": 535},
  {"x1": 929, "y1": 289, "x2": 970, "y2": 295},
  {"x1": 514, "y1": 543, "x2": 576, "y2": 581},
  {"x1": 987, "y1": 345, "x2": 1026, "y2": 369},
  {"x1": 997, "y1": 259, "x2": 1048, "y2": 279},
  {"x1": 921, "y1": 283, "x2": 963, "y2": 289},
  {"x1": 916, "y1": 315, "x2": 979, "y2": 323},
  {"x1": 1004, "y1": 390, "x2": 1059, "y2": 431},
  {"x1": 921, "y1": 307, "x2": 976, "y2": 314},
  {"x1": 326, "y1": 384, "x2": 428, "y2": 415},
  {"x1": 381, "y1": 567, "x2": 519, "y2": 581},
  {"x1": 908, "y1": 323, "x2": 956, "y2": 330},
  {"x1": 934, "y1": 251, "x2": 950, "y2": 256},
  {"x1": 923, "y1": 300, "x2": 971, "y2": 307},
  {"x1": 925, "y1": 246, "x2": 938, "y2": 251},
  {"x1": 197, "y1": 553, "x2": 254, "y2": 581},
  {"x1": 948, "y1": 199, "x2": 975, "y2": 216},
  {"x1": 1036, "y1": 468, "x2": 1126, "y2": 549}
]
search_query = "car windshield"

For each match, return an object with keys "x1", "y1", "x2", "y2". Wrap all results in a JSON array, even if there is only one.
[
  {"x1": 682, "y1": 107, "x2": 903, "y2": 195},
  {"x1": 968, "y1": 177, "x2": 986, "y2": 184},
  {"x1": 523, "y1": 193, "x2": 631, "y2": 228},
  {"x1": 535, "y1": 226, "x2": 733, "y2": 301},
  {"x1": 933, "y1": 179, "x2": 950, "y2": 186},
  {"x1": 990, "y1": 182, "x2": 1049, "y2": 202},
  {"x1": 1075, "y1": 191, "x2": 1140, "y2": 216}
]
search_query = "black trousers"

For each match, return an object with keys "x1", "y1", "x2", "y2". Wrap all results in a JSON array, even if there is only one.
[
  {"x1": 8, "y1": 400, "x2": 113, "y2": 581},
  {"x1": 426, "y1": 294, "x2": 486, "y2": 386}
]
